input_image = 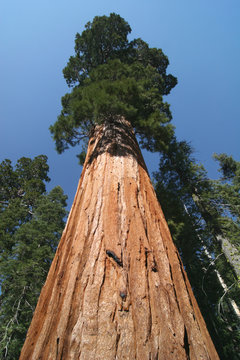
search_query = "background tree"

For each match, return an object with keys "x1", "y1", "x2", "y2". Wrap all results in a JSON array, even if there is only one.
[
  {"x1": 154, "y1": 140, "x2": 240, "y2": 359},
  {"x1": 210, "y1": 153, "x2": 240, "y2": 277},
  {"x1": 0, "y1": 156, "x2": 67, "y2": 359}
]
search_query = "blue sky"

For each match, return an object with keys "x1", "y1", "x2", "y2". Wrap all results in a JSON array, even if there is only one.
[{"x1": 1, "y1": 0, "x2": 240, "y2": 208}]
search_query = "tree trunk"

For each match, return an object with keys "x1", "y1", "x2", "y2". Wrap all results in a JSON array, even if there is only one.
[
  {"x1": 20, "y1": 118, "x2": 219, "y2": 359},
  {"x1": 216, "y1": 235, "x2": 240, "y2": 280},
  {"x1": 192, "y1": 192, "x2": 240, "y2": 280}
]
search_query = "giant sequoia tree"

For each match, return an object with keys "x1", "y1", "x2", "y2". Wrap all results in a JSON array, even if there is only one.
[{"x1": 20, "y1": 14, "x2": 219, "y2": 359}]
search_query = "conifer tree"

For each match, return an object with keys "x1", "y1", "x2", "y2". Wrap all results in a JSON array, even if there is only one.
[
  {"x1": 154, "y1": 141, "x2": 240, "y2": 358},
  {"x1": 211, "y1": 153, "x2": 240, "y2": 278},
  {"x1": 20, "y1": 14, "x2": 219, "y2": 359},
  {"x1": 0, "y1": 156, "x2": 67, "y2": 359}
]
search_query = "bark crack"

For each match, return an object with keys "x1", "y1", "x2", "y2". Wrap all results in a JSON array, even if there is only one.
[
  {"x1": 56, "y1": 337, "x2": 59, "y2": 358},
  {"x1": 168, "y1": 262, "x2": 181, "y2": 313},
  {"x1": 145, "y1": 249, "x2": 153, "y2": 345},
  {"x1": 106, "y1": 250, "x2": 123, "y2": 267},
  {"x1": 183, "y1": 326, "x2": 190, "y2": 359},
  {"x1": 115, "y1": 333, "x2": 121, "y2": 358}
]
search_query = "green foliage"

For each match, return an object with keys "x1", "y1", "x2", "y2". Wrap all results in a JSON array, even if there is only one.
[
  {"x1": 214, "y1": 153, "x2": 238, "y2": 180},
  {"x1": 50, "y1": 13, "x2": 177, "y2": 157},
  {"x1": 212, "y1": 154, "x2": 240, "y2": 246},
  {"x1": 63, "y1": 13, "x2": 131, "y2": 85},
  {"x1": 0, "y1": 156, "x2": 67, "y2": 359}
]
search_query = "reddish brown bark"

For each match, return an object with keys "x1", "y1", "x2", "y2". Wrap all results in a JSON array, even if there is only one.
[{"x1": 20, "y1": 118, "x2": 219, "y2": 359}]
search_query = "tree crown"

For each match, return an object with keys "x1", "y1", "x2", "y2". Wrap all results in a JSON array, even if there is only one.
[{"x1": 50, "y1": 13, "x2": 177, "y2": 160}]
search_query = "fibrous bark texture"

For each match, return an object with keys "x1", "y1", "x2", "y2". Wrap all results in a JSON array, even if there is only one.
[{"x1": 20, "y1": 118, "x2": 219, "y2": 359}]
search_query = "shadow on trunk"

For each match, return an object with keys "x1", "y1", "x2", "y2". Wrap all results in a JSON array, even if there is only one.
[{"x1": 87, "y1": 117, "x2": 148, "y2": 173}]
